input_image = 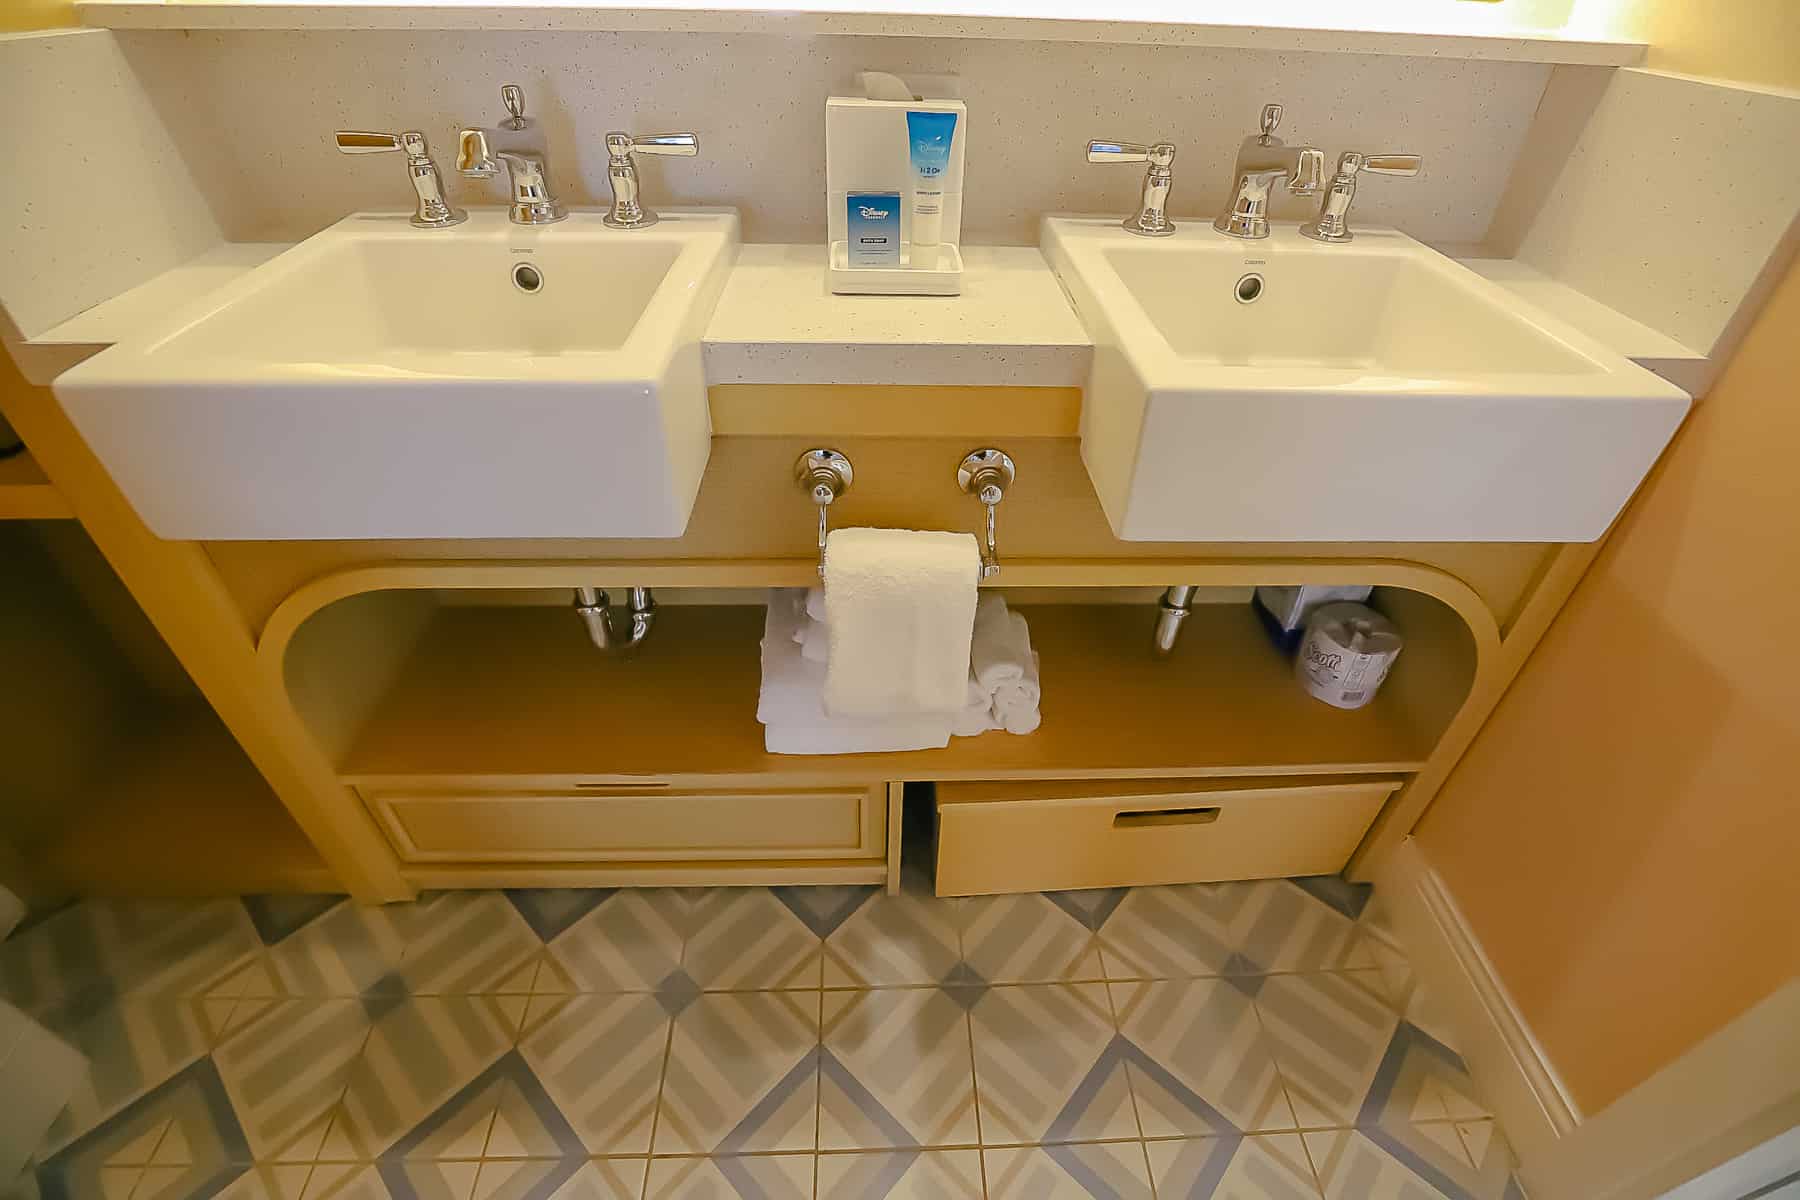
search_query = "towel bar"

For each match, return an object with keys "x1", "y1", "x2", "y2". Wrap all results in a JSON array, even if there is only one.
[
  {"x1": 794, "y1": 448, "x2": 854, "y2": 579},
  {"x1": 957, "y1": 448, "x2": 1015, "y2": 580}
]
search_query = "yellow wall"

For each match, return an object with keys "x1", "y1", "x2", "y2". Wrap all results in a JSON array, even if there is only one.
[
  {"x1": 1416, "y1": 257, "x2": 1800, "y2": 1113},
  {"x1": 1574, "y1": 0, "x2": 1800, "y2": 89},
  {"x1": 0, "y1": 0, "x2": 76, "y2": 32}
]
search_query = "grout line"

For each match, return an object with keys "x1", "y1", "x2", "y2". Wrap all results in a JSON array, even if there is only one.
[{"x1": 641, "y1": 1004, "x2": 678, "y2": 1172}]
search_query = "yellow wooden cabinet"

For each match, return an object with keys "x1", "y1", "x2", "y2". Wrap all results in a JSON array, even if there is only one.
[{"x1": 2, "y1": 373, "x2": 1597, "y2": 901}]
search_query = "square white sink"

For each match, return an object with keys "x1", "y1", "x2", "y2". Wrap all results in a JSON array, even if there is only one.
[
  {"x1": 1044, "y1": 217, "x2": 1690, "y2": 542},
  {"x1": 55, "y1": 209, "x2": 739, "y2": 539}
]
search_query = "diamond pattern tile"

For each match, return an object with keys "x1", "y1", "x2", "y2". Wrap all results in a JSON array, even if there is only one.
[
  {"x1": 816, "y1": 1149, "x2": 985, "y2": 1198},
  {"x1": 517, "y1": 992, "x2": 669, "y2": 1154},
  {"x1": 984, "y1": 1142, "x2": 1153, "y2": 1199},
  {"x1": 958, "y1": 895, "x2": 1104, "y2": 984},
  {"x1": 1111, "y1": 978, "x2": 1296, "y2": 1135},
  {"x1": 966, "y1": 984, "x2": 1136, "y2": 1145},
  {"x1": 3, "y1": 880, "x2": 1531, "y2": 1200},
  {"x1": 820, "y1": 987, "x2": 978, "y2": 1149},
  {"x1": 1145, "y1": 1133, "x2": 1323, "y2": 1199},
  {"x1": 652, "y1": 989, "x2": 821, "y2": 1155}
]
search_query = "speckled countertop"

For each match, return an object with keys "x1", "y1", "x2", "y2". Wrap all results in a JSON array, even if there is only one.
[{"x1": 702, "y1": 245, "x2": 1091, "y2": 387}]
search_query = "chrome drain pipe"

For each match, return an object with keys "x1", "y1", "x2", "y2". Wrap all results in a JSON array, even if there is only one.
[
  {"x1": 1151, "y1": 585, "x2": 1195, "y2": 657},
  {"x1": 573, "y1": 586, "x2": 656, "y2": 654}
]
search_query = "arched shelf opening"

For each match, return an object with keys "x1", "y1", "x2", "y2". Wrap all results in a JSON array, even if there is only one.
[{"x1": 259, "y1": 559, "x2": 1497, "y2": 789}]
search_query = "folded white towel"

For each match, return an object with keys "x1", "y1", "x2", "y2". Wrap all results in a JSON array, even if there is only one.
[
  {"x1": 759, "y1": 590, "x2": 952, "y2": 753},
  {"x1": 759, "y1": 590, "x2": 827, "y2": 724},
  {"x1": 805, "y1": 587, "x2": 827, "y2": 623},
  {"x1": 798, "y1": 620, "x2": 830, "y2": 663},
  {"x1": 765, "y1": 720, "x2": 950, "y2": 755},
  {"x1": 823, "y1": 528, "x2": 980, "y2": 717}
]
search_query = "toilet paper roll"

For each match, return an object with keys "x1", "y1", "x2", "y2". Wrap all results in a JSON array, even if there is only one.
[{"x1": 1296, "y1": 602, "x2": 1403, "y2": 710}]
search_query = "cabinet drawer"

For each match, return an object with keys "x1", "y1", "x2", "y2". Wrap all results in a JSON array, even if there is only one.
[
  {"x1": 934, "y1": 776, "x2": 1400, "y2": 895},
  {"x1": 361, "y1": 784, "x2": 885, "y2": 864}
]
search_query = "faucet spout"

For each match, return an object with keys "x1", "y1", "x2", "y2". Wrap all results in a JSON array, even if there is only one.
[
  {"x1": 1213, "y1": 104, "x2": 1324, "y2": 239},
  {"x1": 457, "y1": 85, "x2": 567, "y2": 225}
]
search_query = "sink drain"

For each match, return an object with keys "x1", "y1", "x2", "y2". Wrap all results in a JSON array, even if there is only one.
[
  {"x1": 511, "y1": 262, "x2": 545, "y2": 294},
  {"x1": 1234, "y1": 272, "x2": 1264, "y2": 304}
]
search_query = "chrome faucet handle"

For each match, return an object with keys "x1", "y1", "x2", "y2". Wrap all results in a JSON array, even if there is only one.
[
  {"x1": 1354, "y1": 152, "x2": 1423, "y2": 177},
  {"x1": 603, "y1": 132, "x2": 701, "y2": 230},
  {"x1": 1300, "y1": 150, "x2": 1423, "y2": 244},
  {"x1": 617, "y1": 132, "x2": 700, "y2": 158},
  {"x1": 334, "y1": 130, "x2": 465, "y2": 230},
  {"x1": 1088, "y1": 139, "x2": 1177, "y2": 238}
]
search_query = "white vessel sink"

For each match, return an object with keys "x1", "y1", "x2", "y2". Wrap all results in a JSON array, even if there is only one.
[
  {"x1": 56, "y1": 209, "x2": 739, "y2": 539},
  {"x1": 1043, "y1": 217, "x2": 1690, "y2": 542}
]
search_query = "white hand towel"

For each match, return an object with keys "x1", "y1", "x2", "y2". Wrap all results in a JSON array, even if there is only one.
[
  {"x1": 823, "y1": 528, "x2": 980, "y2": 717},
  {"x1": 759, "y1": 590, "x2": 952, "y2": 753},
  {"x1": 805, "y1": 587, "x2": 828, "y2": 623}
]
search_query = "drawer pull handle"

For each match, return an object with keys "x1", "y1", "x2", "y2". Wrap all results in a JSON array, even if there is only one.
[
  {"x1": 574, "y1": 781, "x2": 672, "y2": 790},
  {"x1": 1113, "y1": 805, "x2": 1222, "y2": 829}
]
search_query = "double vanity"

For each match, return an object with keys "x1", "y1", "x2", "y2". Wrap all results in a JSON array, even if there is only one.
[{"x1": 31, "y1": 95, "x2": 1690, "y2": 903}]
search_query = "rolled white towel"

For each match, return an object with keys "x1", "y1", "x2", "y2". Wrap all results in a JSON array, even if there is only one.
[
  {"x1": 952, "y1": 672, "x2": 999, "y2": 737},
  {"x1": 992, "y1": 641, "x2": 1043, "y2": 735},
  {"x1": 971, "y1": 594, "x2": 1030, "y2": 692}
]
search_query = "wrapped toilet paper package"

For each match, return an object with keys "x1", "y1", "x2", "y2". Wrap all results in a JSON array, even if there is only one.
[{"x1": 1296, "y1": 602, "x2": 1403, "y2": 710}]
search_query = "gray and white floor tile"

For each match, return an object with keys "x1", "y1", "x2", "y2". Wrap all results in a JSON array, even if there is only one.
[
  {"x1": 652, "y1": 989, "x2": 821, "y2": 1155},
  {"x1": 1144, "y1": 1133, "x2": 1323, "y2": 1199},
  {"x1": 1111, "y1": 978, "x2": 1296, "y2": 1136},
  {"x1": 957, "y1": 895, "x2": 1104, "y2": 984},
  {"x1": 965, "y1": 984, "x2": 1137, "y2": 1146},
  {"x1": 815, "y1": 1149, "x2": 985, "y2": 1199},
  {"x1": 5, "y1": 878, "x2": 1531, "y2": 1200},
  {"x1": 819, "y1": 987, "x2": 979, "y2": 1150},
  {"x1": 982, "y1": 1142, "x2": 1153, "y2": 1199}
]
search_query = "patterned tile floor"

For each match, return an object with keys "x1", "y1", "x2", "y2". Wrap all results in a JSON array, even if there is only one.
[{"x1": 1, "y1": 872, "x2": 1528, "y2": 1200}]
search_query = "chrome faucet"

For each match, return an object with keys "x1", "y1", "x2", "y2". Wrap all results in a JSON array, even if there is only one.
[
  {"x1": 334, "y1": 130, "x2": 465, "y2": 229},
  {"x1": 1213, "y1": 104, "x2": 1325, "y2": 240},
  {"x1": 457, "y1": 84, "x2": 567, "y2": 225},
  {"x1": 1087, "y1": 139, "x2": 1178, "y2": 237},
  {"x1": 1300, "y1": 151, "x2": 1423, "y2": 243},
  {"x1": 602, "y1": 131, "x2": 700, "y2": 229}
]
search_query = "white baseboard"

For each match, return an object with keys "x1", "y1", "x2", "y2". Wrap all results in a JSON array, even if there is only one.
[
  {"x1": 1374, "y1": 838, "x2": 1580, "y2": 1169},
  {"x1": 1378, "y1": 837, "x2": 1800, "y2": 1200}
]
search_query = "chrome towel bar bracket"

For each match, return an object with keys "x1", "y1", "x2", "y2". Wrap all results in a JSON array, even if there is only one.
[{"x1": 795, "y1": 448, "x2": 854, "y2": 579}]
